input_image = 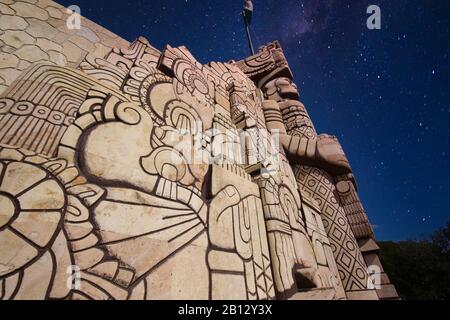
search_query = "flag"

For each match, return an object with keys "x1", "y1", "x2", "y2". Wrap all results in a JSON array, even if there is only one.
[{"x1": 243, "y1": 0, "x2": 253, "y2": 25}]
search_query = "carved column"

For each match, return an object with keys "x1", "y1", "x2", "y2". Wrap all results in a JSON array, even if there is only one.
[
  {"x1": 231, "y1": 46, "x2": 346, "y2": 300},
  {"x1": 236, "y1": 42, "x2": 380, "y2": 299},
  {"x1": 335, "y1": 175, "x2": 399, "y2": 299}
]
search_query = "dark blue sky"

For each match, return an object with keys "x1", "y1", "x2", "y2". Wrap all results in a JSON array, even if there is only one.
[{"x1": 57, "y1": 0, "x2": 449, "y2": 241}]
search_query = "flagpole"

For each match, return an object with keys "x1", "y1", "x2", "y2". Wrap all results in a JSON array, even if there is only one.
[{"x1": 242, "y1": 11, "x2": 255, "y2": 55}]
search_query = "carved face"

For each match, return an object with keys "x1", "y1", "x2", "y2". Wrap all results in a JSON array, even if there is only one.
[{"x1": 263, "y1": 77, "x2": 299, "y2": 101}]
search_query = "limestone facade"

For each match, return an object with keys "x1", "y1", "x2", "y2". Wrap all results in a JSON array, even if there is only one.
[{"x1": 0, "y1": 0, "x2": 398, "y2": 300}]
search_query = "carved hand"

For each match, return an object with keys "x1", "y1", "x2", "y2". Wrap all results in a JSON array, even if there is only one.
[
  {"x1": 279, "y1": 133, "x2": 352, "y2": 175},
  {"x1": 316, "y1": 134, "x2": 352, "y2": 175}
]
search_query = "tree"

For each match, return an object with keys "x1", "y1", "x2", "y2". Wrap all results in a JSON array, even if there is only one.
[{"x1": 378, "y1": 222, "x2": 450, "y2": 300}]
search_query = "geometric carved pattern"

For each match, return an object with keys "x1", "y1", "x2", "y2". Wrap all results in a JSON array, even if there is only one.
[
  {"x1": 295, "y1": 165, "x2": 369, "y2": 291},
  {"x1": 334, "y1": 175, "x2": 374, "y2": 239},
  {"x1": 279, "y1": 100, "x2": 317, "y2": 139}
]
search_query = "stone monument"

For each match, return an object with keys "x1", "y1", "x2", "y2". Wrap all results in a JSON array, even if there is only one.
[{"x1": 0, "y1": 0, "x2": 398, "y2": 300}]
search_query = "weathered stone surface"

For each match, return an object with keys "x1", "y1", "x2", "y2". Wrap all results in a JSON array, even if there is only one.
[
  {"x1": 77, "y1": 27, "x2": 100, "y2": 43},
  {"x1": 0, "y1": 193, "x2": 15, "y2": 228},
  {"x1": 16, "y1": 59, "x2": 31, "y2": 70},
  {"x1": 62, "y1": 41, "x2": 85, "y2": 63},
  {"x1": 36, "y1": 37, "x2": 61, "y2": 51},
  {"x1": 0, "y1": 30, "x2": 35, "y2": 48},
  {"x1": 25, "y1": 18, "x2": 58, "y2": 38},
  {"x1": 376, "y1": 284, "x2": 399, "y2": 299},
  {"x1": 14, "y1": 44, "x2": 49, "y2": 62},
  {"x1": 47, "y1": 50, "x2": 66, "y2": 66},
  {"x1": 0, "y1": 229, "x2": 38, "y2": 275},
  {"x1": 68, "y1": 34, "x2": 96, "y2": 52},
  {"x1": 0, "y1": 67, "x2": 22, "y2": 84},
  {"x1": 0, "y1": 15, "x2": 28, "y2": 31},
  {"x1": 289, "y1": 288, "x2": 337, "y2": 300},
  {"x1": 0, "y1": 3, "x2": 15, "y2": 15},
  {"x1": 0, "y1": 52, "x2": 19, "y2": 68},
  {"x1": 10, "y1": 1, "x2": 49, "y2": 20},
  {"x1": 45, "y1": 6, "x2": 63, "y2": 19},
  {"x1": 0, "y1": 0, "x2": 129, "y2": 95}
]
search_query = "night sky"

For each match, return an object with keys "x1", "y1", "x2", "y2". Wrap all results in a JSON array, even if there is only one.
[{"x1": 57, "y1": 0, "x2": 449, "y2": 241}]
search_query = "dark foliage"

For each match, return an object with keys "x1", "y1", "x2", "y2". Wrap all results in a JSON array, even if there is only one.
[{"x1": 378, "y1": 222, "x2": 450, "y2": 300}]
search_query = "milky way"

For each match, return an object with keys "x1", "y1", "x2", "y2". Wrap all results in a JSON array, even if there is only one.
[{"x1": 56, "y1": 0, "x2": 450, "y2": 241}]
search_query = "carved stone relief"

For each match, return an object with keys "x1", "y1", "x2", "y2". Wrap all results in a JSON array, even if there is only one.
[{"x1": 0, "y1": 2, "x2": 397, "y2": 300}]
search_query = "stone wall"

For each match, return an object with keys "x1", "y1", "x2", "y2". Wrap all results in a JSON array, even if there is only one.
[{"x1": 0, "y1": 0, "x2": 129, "y2": 94}]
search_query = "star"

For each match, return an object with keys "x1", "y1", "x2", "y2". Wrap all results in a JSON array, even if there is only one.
[{"x1": 54, "y1": 0, "x2": 450, "y2": 242}]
